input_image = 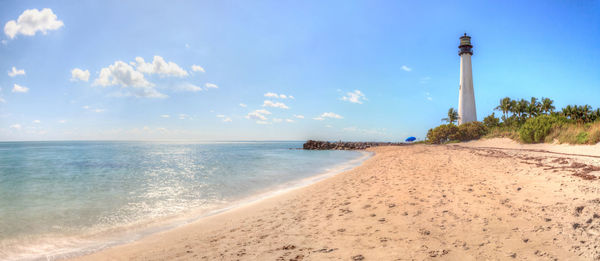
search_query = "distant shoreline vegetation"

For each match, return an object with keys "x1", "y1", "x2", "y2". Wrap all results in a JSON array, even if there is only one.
[{"x1": 427, "y1": 97, "x2": 600, "y2": 145}]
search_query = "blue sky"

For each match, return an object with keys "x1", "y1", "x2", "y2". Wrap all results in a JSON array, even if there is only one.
[{"x1": 1, "y1": 0, "x2": 599, "y2": 141}]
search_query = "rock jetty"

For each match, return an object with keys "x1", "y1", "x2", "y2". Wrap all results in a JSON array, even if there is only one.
[{"x1": 303, "y1": 140, "x2": 406, "y2": 150}]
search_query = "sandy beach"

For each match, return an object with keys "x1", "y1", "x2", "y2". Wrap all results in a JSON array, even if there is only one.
[{"x1": 74, "y1": 138, "x2": 600, "y2": 260}]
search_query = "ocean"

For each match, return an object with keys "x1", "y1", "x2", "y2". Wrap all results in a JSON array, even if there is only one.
[{"x1": 0, "y1": 141, "x2": 370, "y2": 260}]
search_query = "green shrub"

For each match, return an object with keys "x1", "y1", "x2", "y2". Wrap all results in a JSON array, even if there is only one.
[
  {"x1": 457, "y1": 121, "x2": 487, "y2": 141},
  {"x1": 576, "y1": 132, "x2": 589, "y2": 144},
  {"x1": 427, "y1": 122, "x2": 487, "y2": 144},
  {"x1": 501, "y1": 116, "x2": 525, "y2": 129},
  {"x1": 426, "y1": 124, "x2": 459, "y2": 144},
  {"x1": 519, "y1": 115, "x2": 567, "y2": 143},
  {"x1": 483, "y1": 113, "x2": 500, "y2": 129}
]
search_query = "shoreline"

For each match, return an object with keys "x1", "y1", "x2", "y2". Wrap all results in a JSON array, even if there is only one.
[
  {"x1": 73, "y1": 138, "x2": 600, "y2": 260},
  {"x1": 36, "y1": 150, "x2": 372, "y2": 260}
]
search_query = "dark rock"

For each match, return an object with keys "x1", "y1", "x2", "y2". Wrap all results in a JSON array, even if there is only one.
[
  {"x1": 575, "y1": 206, "x2": 585, "y2": 216},
  {"x1": 303, "y1": 140, "x2": 407, "y2": 150},
  {"x1": 282, "y1": 245, "x2": 296, "y2": 250}
]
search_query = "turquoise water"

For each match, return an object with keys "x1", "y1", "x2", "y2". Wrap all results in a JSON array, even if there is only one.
[{"x1": 0, "y1": 141, "x2": 369, "y2": 260}]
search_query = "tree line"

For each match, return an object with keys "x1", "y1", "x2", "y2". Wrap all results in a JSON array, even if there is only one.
[
  {"x1": 493, "y1": 97, "x2": 600, "y2": 124},
  {"x1": 441, "y1": 97, "x2": 600, "y2": 126}
]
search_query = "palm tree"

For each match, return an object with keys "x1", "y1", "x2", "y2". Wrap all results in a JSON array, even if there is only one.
[
  {"x1": 495, "y1": 97, "x2": 512, "y2": 120},
  {"x1": 581, "y1": 105, "x2": 592, "y2": 123},
  {"x1": 594, "y1": 109, "x2": 600, "y2": 122},
  {"x1": 515, "y1": 99, "x2": 529, "y2": 120},
  {"x1": 589, "y1": 108, "x2": 599, "y2": 123},
  {"x1": 509, "y1": 100, "x2": 517, "y2": 119},
  {"x1": 441, "y1": 108, "x2": 459, "y2": 125},
  {"x1": 562, "y1": 105, "x2": 575, "y2": 120},
  {"x1": 540, "y1": 97, "x2": 555, "y2": 114},
  {"x1": 526, "y1": 97, "x2": 540, "y2": 118}
]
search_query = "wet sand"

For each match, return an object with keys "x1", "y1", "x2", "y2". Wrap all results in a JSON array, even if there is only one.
[{"x1": 75, "y1": 138, "x2": 600, "y2": 260}]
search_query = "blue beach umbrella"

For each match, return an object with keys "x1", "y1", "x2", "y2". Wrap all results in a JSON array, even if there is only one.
[{"x1": 405, "y1": 136, "x2": 416, "y2": 142}]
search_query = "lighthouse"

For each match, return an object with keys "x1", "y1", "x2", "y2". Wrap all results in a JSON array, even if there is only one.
[{"x1": 458, "y1": 33, "x2": 476, "y2": 125}]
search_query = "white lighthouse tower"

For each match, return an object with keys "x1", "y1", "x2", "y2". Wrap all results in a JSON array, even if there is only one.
[{"x1": 458, "y1": 33, "x2": 476, "y2": 125}]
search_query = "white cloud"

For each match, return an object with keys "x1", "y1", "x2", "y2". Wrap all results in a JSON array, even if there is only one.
[
  {"x1": 191, "y1": 65, "x2": 205, "y2": 73},
  {"x1": 245, "y1": 109, "x2": 271, "y2": 121},
  {"x1": 160, "y1": 114, "x2": 170, "y2": 118},
  {"x1": 401, "y1": 65, "x2": 412, "y2": 72},
  {"x1": 273, "y1": 118, "x2": 283, "y2": 123},
  {"x1": 264, "y1": 92, "x2": 293, "y2": 99},
  {"x1": 0, "y1": 97, "x2": 5, "y2": 103},
  {"x1": 322, "y1": 112, "x2": 343, "y2": 119},
  {"x1": 94, "y1": 109, "x2": 105, "y2": 113},
  {"x1": 341, "y1": 90, "x2": 367, "y2": 104},
  {"x1": 293, "y1": 114, "x2": 304, "y2": 119},
  {"x1": 32, "y1": 120, "x2": 41, "y2": 124},
  {"x1": 425, "y1": 92, "x2": 433, "y2": 101},
  {"x1": 313, "y1": 112, "x2": 343, "y2": 120},
  {"x1": 255, "y1": 109, "x2": 271, "y2": 115},
  {"x1": 4, "y1": 8, "x2": 64, "y2": 39},
  {"x1": 82, "y1": 105, "x2": 90, "y2": 109},
  {"x1": 205, "y1": 83, "x2": 218, "y2": 89},
  {"x1": 216, "y1": 114, "x2": 225, "y2": 118},
  {"x1": 8, "y1": 66, "x2": 25, "y2": 77},
  {"x1": 325, "y1": 125, "x2": 332, "y2": 128},
  {"x1": 174, "y1": 82, "x2": 219, "y2": 92},
  {"x1": 239, "y1": 103, "x2": 247, "y2": 108},
  {"x1": 93, "y1": 61, "x2": 166, "y2": 98},
  {"x1": 264, "y1": 92, "x2": 279, "y2": 98},
  {"x1": 247, "y1": 112, "x2": 267, "y2": 121},
  {"x1": 9, "y1": 124, "x2": 21, "y2": 130},
  {"x1": 178, "y1": 114, "x2": 188, "y2": 120},
  {"x1": 58, "y1": 120, "x2": 66, "y2": 124},
  {"x1": 175, "y1": 83, "x2": 203, "y2": 92},
  {"x1": 70, "y1": 68, "x2": 90, "y2": 82},
  {"x1": 94, "y1": 61, "x2": 151, "y2": 87},
  {"x1": 256, "y1": 121, "x2": 270, "y2": 125},
  {"x1": 223, "y1": 117, "x2": 232, "y2": 122},
  {"x1": 262, "y1": 100, "x2": 289, "y2": 109},
  {"x1": 135, "y1": 56, "x2": 188, "y2": 77},
  {"x1": 285, "y1": 119, "x2": 294, "y2": 123},
  {"x1": 12, "y1": 84, "x2": 29, "y2": 93}
]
